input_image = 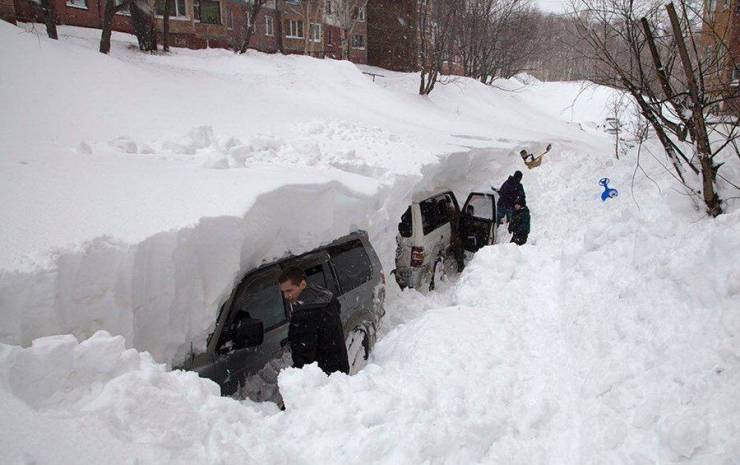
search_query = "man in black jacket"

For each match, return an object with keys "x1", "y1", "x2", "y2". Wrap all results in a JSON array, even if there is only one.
[
  {"x1": 509, "y1": 197, "x2": 530, "y2": 245},
  {"x1": 495, "y1": 171, "x2": 526, "y2": 225},
  {"x1": 279, "y1": 267, "x2": 350, "y2": 375}
]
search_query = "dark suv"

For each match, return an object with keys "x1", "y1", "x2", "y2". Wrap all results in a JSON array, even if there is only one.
[{"x1": 179, "y1": 231, "x2": 385, "y2": 398}]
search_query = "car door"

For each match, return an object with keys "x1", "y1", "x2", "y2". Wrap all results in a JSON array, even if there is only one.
[
  {"x1": 217, "y1": 265, "x2": 289, "y2": 396},
  {"x1": 328, "y1": 239, "x2": 375, "y2": 327},
  {"x1": 419, "y1": 194, "x2": 452, "y2": 266},
  {"x1": 460, "y1": 192, "x2": 497, "y2": 252}
]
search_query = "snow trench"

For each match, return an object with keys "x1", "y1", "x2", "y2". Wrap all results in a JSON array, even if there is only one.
[{"x1": 0, "y1": 147, "x2": 512, "y2": 366}]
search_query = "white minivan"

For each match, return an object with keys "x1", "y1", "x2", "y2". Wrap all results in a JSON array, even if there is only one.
[{"x1": 394, "y1": 189, "x2": 498, "y2": 290}]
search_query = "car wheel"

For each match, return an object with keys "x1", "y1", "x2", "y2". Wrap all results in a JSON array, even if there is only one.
[{"x1": 346, "y1": 327, "x2": 369, "y2": 375}]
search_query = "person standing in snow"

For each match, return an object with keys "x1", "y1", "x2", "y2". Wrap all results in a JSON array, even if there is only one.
[
  {"x1": 495, "y1": 170, "x2": 526, "y2": 225},
  {"x1": 279, "y1": 267, "x2": 350, "y2": 375},
  {"x1": 440, "y1": 198, "x2": 465, "y2": 272},
  {"x1": 508, "y1": 197, "x2": 530, "y2": 245}
]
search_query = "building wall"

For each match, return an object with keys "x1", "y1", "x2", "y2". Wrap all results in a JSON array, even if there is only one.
[
  {"x1": 10, "y1": 0, "x2": 366, "y2": 66},
  {"x1": 367, "y1": 0, "x2": 417, "y2": 72},
  {"x1": 700, "y1": 0, "x2": 739, "y2": 114},
  {"x1": 1, "y1": 0, "x2": 17, "y2": 24}
]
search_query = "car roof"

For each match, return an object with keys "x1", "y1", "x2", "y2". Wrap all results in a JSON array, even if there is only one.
[{"x1": 411, "y1": 189, "x2": 454, "y2": 203}]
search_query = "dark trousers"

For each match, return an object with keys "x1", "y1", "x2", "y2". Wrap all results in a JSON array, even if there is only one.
[
  {"x1": 511, "y1": 234, "x2": 528, "y2": 245},
  {"x1": 497, "y1": 206, "x2": 513, "y2": 225}
]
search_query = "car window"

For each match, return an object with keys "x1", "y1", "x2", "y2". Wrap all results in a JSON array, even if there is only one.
[
  {"x1": 465, "y1": 194, "x2": 494, "y2": 220},
  {"x1": 398, "y1": 207, "x2": 412, "y2": 238},
  {"x1": 328, "y1": 239, "x2": 373, "y2": 293},
  {"x1": 304, "y1": 263, "x2": 327, "y2": 288},
  {"x1": 420, "y1": 198, "x2": 442, "y2": 235},
  {"x1": 421, "y1": 194, "x2": 455, "y2": 235},
  {"x1": 231, "y1": 270, "x2": 286, "y2": 330}
]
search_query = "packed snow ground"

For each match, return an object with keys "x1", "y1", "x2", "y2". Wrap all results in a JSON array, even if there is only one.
[{"x1": 1, "y1": 21, "x2": 739, "y2": 465}]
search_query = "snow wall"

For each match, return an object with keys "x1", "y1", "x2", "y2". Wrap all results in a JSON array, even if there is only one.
[{"x1": 0, "y1": 148, "x2": 513, "y2": 365}]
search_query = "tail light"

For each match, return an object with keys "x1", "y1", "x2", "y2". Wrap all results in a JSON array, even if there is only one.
[{"x1": 411, "y1": 247, "x2": 425, "y2": 267}]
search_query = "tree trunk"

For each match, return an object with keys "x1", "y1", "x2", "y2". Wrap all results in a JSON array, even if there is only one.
[
  {"x1": 666, "y1": 2, "x2": 721, "y2": 216},
  {"x1": 100, "y1": 0, "x2": 120, "y2": 53},
  {"x1": 130, "y1": 0, "x2": 157, "y2": 52},
  {"x1": 41, "y1": 0, "x2": 58, "y2": 39},
  {"x1": 275, "y1": 0, "x2": 284, "y2": 54},
  {"x1": 163, "y1": 0, "x2": 171, "y2": 52}
]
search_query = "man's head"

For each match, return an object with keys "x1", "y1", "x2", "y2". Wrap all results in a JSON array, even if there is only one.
[
  {"x1": 279, "y1": 267, "x2": 307, "y2": 304},
  {"x1": 513, "y1": 170, "x2": 523, "y2": 182},
  {"x1": 519, "y1": 150, "x2": 528, "y2": 159},
  {"x1": 514, "y1": 196, "x2": 526, "y2": 210}
]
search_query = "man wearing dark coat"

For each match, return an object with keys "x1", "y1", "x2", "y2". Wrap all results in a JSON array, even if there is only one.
[
  {"x1": 496, "y1": 170, "x2": 526, "y2": 225},
  {"x1": 279, "y1": 267, "x2": 350, "y2": 375},
  {"x1": 509, "y1": 197, "x2": 530, "y2": 245}
]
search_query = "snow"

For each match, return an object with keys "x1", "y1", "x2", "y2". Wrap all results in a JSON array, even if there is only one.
[{"x1": 1, "y1": 20, "x2": 740, "y2": 465}]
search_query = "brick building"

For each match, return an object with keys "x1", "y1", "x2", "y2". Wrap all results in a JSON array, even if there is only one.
[
  {"x1": 367, "y1": 0, "x2": 462, "y2": 75},
  {"x1": 6, "y1": 0, "x2": 367, "y2": 63},
  {"x1": 1, "y1": 0, "x2": 16, "y2": 24},
  {"x1": 701, "y1": 0, "x2": 739, "y2": 114}
]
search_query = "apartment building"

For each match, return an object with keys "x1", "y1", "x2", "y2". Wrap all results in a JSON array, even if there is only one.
[
  {"x1": 1, "y1": 0, "x2": 16, "y2": 23},
  {"x1": 700, "y1": 0, "x2": 739, "y2": 114},
  {"x1": 367, "y1": 0, "x2": 463, "y2": 75},
  {"x1": 8, "y1": 0, "x2": 367, "y2": 64}
]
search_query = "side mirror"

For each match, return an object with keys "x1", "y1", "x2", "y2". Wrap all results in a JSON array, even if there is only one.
[{"x1": 233, "y1": 316, "x2": 264, "y2": 349}]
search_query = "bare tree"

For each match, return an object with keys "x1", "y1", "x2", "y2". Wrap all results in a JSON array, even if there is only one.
[
  {"x1": 239, "y1": 0, "x2": 266, "y2": 54},
  {"x1": 100, "y1": 0, "x2": 130, "y2": 53},
  {"x1": 571, "y1": 0, "x2": 738, "y2": 216},
  {"x1": 417, "y1": 0, "x2": 460, "y2": 95},
  {"x1": 455, "y1": 0, "x2": 544, "y2": 83},
  {"x1": 334, "y1": 0, "x2": 368, "y2": 60},
  {"x1": 162, "y1": 0, "x2": 172, "y2": 52},
  {"x1": 33, "y1": 0, "x2": 58, "y2": 39},
  {"x1": 275, "y1": 0, "x2": 285, "y2": 54},
  {"x1": 130, "y1": 0, "x2": 157, "y2": 52}
]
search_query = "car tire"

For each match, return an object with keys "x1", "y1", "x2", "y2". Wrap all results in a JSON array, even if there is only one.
[{"x1": 346, "y1": 327, "x2": 369, "y2": 375}]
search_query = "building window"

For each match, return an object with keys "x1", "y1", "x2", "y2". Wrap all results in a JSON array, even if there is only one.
[
  {"x1": 352, "y1": 6, "x2": 365, "y2": 21},
  {"x1": 194, "y1": 0, "x2": 221, "y2": 24},
  {"x1": 285, "y1": 19, "x2": 304, "y2": 38},
  {"x1": 351, "y1": 33, "x2": 365, "y2": 49},
  {"x1": 155, "y1": 0, "x2": 187, "y2": 17},
  {"x1": 66, "y1": 0, "x2": 88, "y2": 9},
  {"x1": 265, "y1": 15, "x2": 274, "y2": 36},
  {"x1": 309, "y1": 23, "x2": 321, "y2": 42},
  {"x1": 325, "y1": 0, "x2": 332, "y2": 15},
  {"x1": 115, "y1": 0, "x2": 129, "y2": 14},
  {"x1": 226, "y1": 6, "x2": 233, "y2": 29}
]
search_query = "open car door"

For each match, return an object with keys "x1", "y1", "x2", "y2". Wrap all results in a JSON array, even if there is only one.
[{"x1": 460, "y1": 192, "x2": 497, "y2": 252}]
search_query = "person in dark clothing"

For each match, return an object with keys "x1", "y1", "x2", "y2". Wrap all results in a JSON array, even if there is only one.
[
  {"x1": 441, "y1": 198, "x2": 465, "y2": 272},
  {"x1": 279, "y1": 267, "x2": 350, "y2": 375},
  {"x1": 508, "y1": 197, "x2": 530, "y2": 245},
  {"x1": 495, "y1": 171, "x2": 525, "y2": 225}
]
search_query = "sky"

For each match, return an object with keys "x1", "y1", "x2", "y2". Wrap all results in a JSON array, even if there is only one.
[{"x1": 536, "y1": 0, "x2": 571, "y2": 14}]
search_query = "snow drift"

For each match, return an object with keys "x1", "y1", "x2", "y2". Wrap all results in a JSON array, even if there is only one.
[{"x1": 1, "y1": 20, "x2": 739, "y2": 465}]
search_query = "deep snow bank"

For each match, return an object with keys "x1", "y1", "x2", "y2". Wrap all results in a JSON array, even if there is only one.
[{"x1": 0, "y1": 22, "x2": 605, "y2": 364}]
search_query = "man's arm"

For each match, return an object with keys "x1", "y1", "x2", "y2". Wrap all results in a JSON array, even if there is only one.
[
  {"x1": 319, "y1": 298, "x2": 350, "y2": 374},
  {"x1": 289, "y1": 313, "x2": 319, "y2": 368}
]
